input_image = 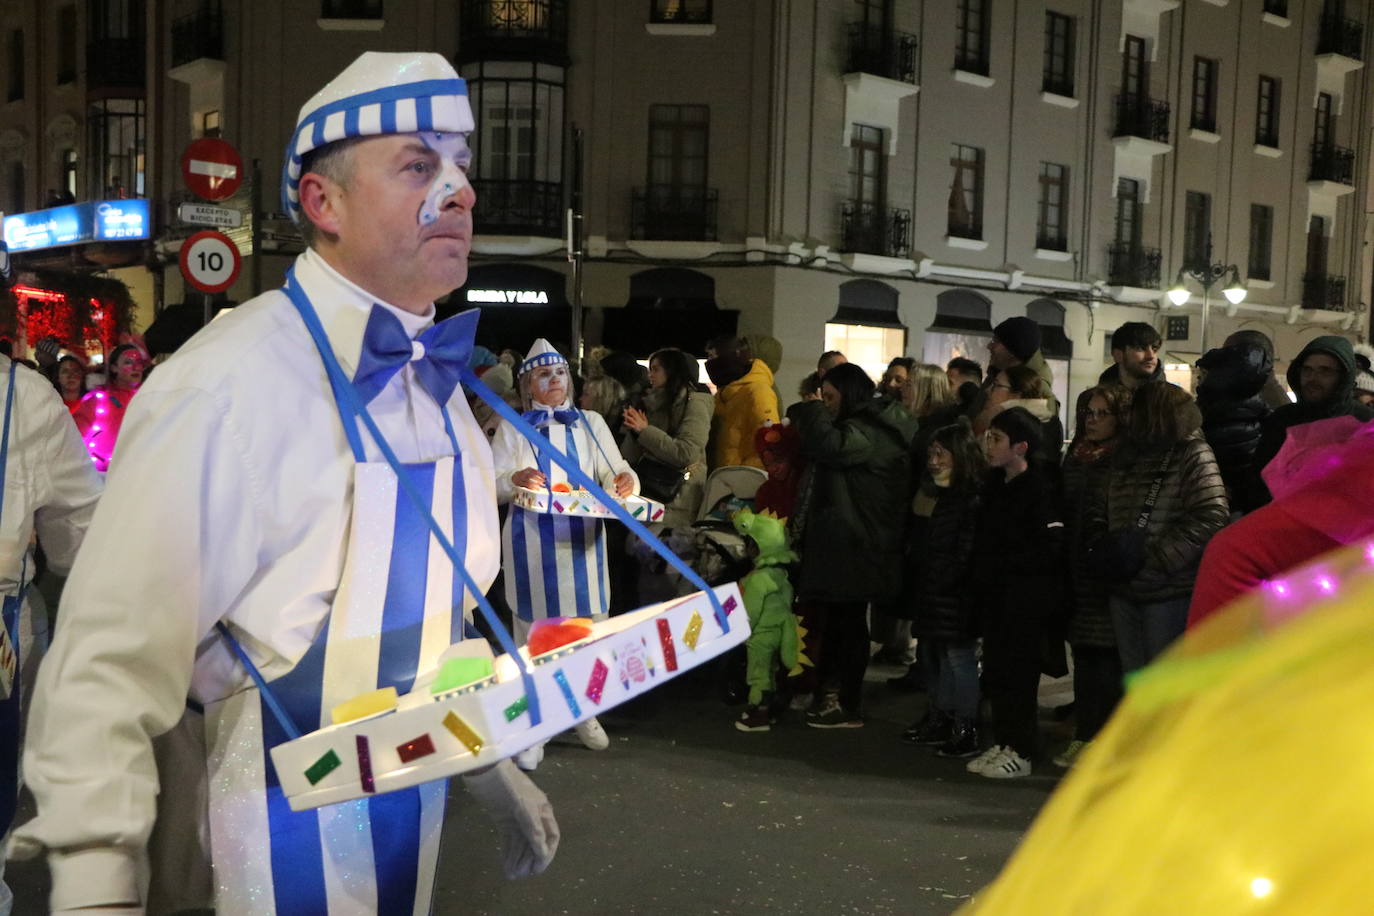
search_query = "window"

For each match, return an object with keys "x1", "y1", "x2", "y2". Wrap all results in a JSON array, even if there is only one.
[
  {"x1": 469, "y1": 75, "x2": 565, "y2": 185},
  {"x1": 56, "y1": 6, "x2": 77, "y2": 84},
  {"x1": 650, "y1": 0, "x2": 712, "y2": 23},
  {"x1": 1122, "y1": 35, "x2": 1148, "y2": 98},
  {"x1": 1248, "y1": 204, "x2": 1273, "y2": 281},
  {"x1": 1256, "y1": 76, "x2": 1280, "y2": 147},
  {"x1": 7, "y1": 30, "x2": 23, "y2": 102},
  {"x1": 1306, "y1": 214, "x2": 1327, "y2": 275},
  {"x1": 1114, "y1": 179, "x2": 1140, "y2": 247},
  {"x1": 8, "y1": 162, "x2": 23, "y2": 213},
  {"x1": 201, "y1": 109, "x2": 222, "y2": 139},
  {"x1": 61, "y1": 148, "x2": 77, "y2": 197},
  {"x1": 1184, "y1": 191, "x2": 1211, "y2": 270},
  {"x1": 1043, "y1": 12, "x2": 1074, "y2": 96},
  {"x1": 88, "y1": 98, "x2": 146, "y2": 198},
  {"x1": 648, "y1": 104, "x2": 708, "y2": 191},
  {"x1": 1314, "y1": 92, "x2": 1333, "y2": 146},
  {"x1": 956, "y1": 0, "x2": 990, "y2": 76},
  {"x1": 948, "y1": 144, "x2": 984, "y2": 239},
  {"x1": 321, "y1": 0, "x2": 382, "y2": 17},
  {"x1": 1192, "y1": 57, "x2": 1218, "y2": 132},
  {"x1": 1037, "y1": 162, "x2": 1068, "y2": 250},
  {"x1": 850, "y1": 124, "x2": 886, "y2": 207}
]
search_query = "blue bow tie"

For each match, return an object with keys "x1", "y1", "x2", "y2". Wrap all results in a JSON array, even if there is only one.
[
  {"x1": 353, "y1": 305, "x2": 478, "y2": 406},
  {"x1": 521, "y1": 407, "x2": 580, "y2": 429}
]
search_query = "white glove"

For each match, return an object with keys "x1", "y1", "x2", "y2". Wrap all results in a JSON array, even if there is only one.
[{"x1": 462, "y1": 759, "x2": 560, "y2": 879}]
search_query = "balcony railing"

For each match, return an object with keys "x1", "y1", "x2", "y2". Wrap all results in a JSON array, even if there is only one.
[
  {"x1": 1036, "y1": 231, "x2": 1068, "y2": 252},
  {"x1": 842, "y1": 200, "x2": 912, "y2": 258},
  {"x1": 1263, "y1": 0, "x2": 1288, "y2": 15},
  {"x1": 459, "y1": 0, "x2": 569, "y2": 66},
  {"x1": 171, "y1": 3, "x2": 224, "y2": 69},
  {"x1": 1107, "y1": 243, "x2": 1162, "y2": 288},
  {"x1": 471, "y1": 178, "x2": 563, "y2": 237},
  {"x1": 87, "y1": 38, "x2": 145, "y2": 91},
  {"x1": 1302, "y1": 273, "x2": 1347, "y2": 309},
  {"x1": 1317, "y1": 15, "x2": 1363, "y2": 59},
  {"x1": 1309, "y1": 141, "x2": 1355, "y2": 184},
  {"x1": 1114, "y1": 93, "x2": 1171, "y2": 143},
  {"x1": 649, "y1": 0, "x2": 711, "y2": 24},
  {"x1": 846, "y1": 24, "x2": 918, "y2": 84},
  {"x1": 631, "y1": 185, "x2": 719, "y2": 241}
]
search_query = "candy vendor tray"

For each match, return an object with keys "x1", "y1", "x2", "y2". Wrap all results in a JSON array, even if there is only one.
[
  {"x1": 513, "y1": 485, "x2": 666, "y2": 523},
  {"x1": 270, "y1": 583, "x2": 747, "y2": 811}
]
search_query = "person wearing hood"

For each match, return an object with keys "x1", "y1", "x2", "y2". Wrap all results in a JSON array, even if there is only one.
[
  {"x1": 790, "y1": 362, "x2": 918, "y2": 728},
  {"x1": 1224, "y1": 329, "x2": 1290, "y2": 409},
  {"x1": 706, "y1": 336, "x2": 780, "y2": 469},
  {"x1": 743, "y1": 333, "x2": 785, "y2": 409},
  {"x1": 1353, "y1": 343, "x2": 1374, "y2": 406},
  {"x1": 1195, "y1": 340, "x2": 1274, "y2": 514},
  {"x1": 986, "y1": 316, "x2": 1060, "y2": 415},
  {"x1": 1088, "y1": 380, "x2": 1228, "y2": 672},
  {"x1": 1099, "y1": 321, "x2": 1165, "y2": 390},
  {"x1": 1252, "y1": 335, "x2": 1374, "y2": 501}
]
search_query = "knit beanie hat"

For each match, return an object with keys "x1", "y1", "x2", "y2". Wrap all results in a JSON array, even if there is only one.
[{"x1": 993, "y1": 317, "x2": 1042, "y2": 363}]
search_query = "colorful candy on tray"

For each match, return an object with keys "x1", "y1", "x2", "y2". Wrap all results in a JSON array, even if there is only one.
[
  {"x1": 269, "y1": 583, "x2": 746, "y2": 811},
  {"x1": 513, "y1": 484, "x2": 666, "y2": 522}
]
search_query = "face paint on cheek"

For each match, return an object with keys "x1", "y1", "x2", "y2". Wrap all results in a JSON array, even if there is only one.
[
  {"x1": 417, "y1": 131, "x2": 473, "y2": 227},
  {"x1": 532, "y1": 365, "x2": 570, "y2": 406}
]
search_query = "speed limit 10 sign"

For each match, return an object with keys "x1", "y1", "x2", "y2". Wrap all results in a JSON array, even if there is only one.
[{"x1": 180, "y1": 229, "x2": 241, "y2": 294}]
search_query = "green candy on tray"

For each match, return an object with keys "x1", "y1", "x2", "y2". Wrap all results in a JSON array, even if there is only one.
[{"x1": 429, "y1": 656, "x2": 495, "y2": 694}]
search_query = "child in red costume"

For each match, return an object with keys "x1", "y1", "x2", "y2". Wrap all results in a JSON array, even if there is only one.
[{"x1": 753, "y1": 419, "x2": 802, "y2": 519}]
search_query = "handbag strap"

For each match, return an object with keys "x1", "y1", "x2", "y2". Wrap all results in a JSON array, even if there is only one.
[{"x1": 1132, "y1": 449, "x2": 1173, "y2": 530}]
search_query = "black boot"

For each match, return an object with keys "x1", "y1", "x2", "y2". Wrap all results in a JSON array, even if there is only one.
[
  {"x1": 936, "y1": 717, "x2": 980, "y2": 758},
  {"x1": 886, "y1": 663, "x2": 924, "y2": 692},
  {"x1": 901, "y1": 709, "x2": 951, "y2": 746}
]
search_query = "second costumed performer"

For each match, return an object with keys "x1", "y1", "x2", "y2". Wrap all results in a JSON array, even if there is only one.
[{"x1": 492, "y1": 339, "x2": 638, "y2": 770}]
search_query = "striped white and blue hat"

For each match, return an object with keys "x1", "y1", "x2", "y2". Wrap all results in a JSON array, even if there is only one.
[
  {"x1": 520, "y1": 339, "x2": 567, "y2": 375},
  {"x1": 282, "y1": 51, "x2": 474, "y2": 225}
]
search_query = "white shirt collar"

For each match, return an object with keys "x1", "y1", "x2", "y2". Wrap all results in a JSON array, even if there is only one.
[{"x1": 294, "y1": 249, "x2": 436, "y2": 376}]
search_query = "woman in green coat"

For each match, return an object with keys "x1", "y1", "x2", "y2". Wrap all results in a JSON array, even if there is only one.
[
  {"x1": 791, "y1": 362, "x2": 918, "y2": 727},
  {"x1": 620, "y1": 348, "x2": 714, "y2": 527}
]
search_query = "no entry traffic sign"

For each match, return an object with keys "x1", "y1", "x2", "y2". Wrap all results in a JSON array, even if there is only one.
[
  {"x1": 181, "y1": 138, "x2": 244, "y2": 202},
  {"x1": 180, "y1": 230, "x2": 241, "y2": 294}
]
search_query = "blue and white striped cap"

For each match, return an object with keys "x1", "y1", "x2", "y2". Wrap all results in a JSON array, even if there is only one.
[
  {"x1": 282, "y1": 51, "x2": 474, "y2": 225},
  {"x1": 520, "y1": 339, "x2": 567, "y2": 375}
]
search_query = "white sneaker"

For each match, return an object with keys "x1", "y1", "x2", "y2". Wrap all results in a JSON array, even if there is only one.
[
  {"x1": 965, "y1": 744, "x2": 1006, "y2": 774},
  {"x1": 574, "y1": 717, "x2": 610, "y2": 751},
  {"x1": 514, "y1": 741, "x2": 545, "y2": 771},
  {"x1": 981, "y1": 748, "x2": 1032, "y2": 779}
]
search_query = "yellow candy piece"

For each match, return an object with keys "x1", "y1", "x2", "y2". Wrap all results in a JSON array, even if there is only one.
[{"x1": 330, "y1": 687, "x2": 398, "y2": 725}]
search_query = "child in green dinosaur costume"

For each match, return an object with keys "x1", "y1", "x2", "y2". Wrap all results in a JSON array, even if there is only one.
[{"x1": 732, "y1": 507, "x2": 806, "y2": 732}]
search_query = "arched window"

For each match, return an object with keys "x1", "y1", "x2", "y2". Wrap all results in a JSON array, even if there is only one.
[
  {"x1": 922, "y1": 288, "x2": 992, "y2": 370},
  {"x1": 826, "y1": 279, "x2": 906, "y2": 382},
  {"x1": 602, "y1": 267, "x2": 737, "y2": 356}
]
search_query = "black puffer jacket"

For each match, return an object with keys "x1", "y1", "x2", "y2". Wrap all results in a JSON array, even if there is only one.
[
  {"x1": 1061, "y1": 441, "x2": 1117, "y2": 648},
  {"x1": 904, "y1": 483, "x2": 981, "y2": 638},
  {"x1": 971, "y1": 463, "x2": 1064, "y2": 623},
  {"x1": 1196, "y1": 343, "x2": 1273, "y2": 513},
  {"x1": 793, "y1": 397, "x2": 918, "y2": 602},
  {"x1": 1090, "y1": 409, "x2": 1229, "y2": 603}
]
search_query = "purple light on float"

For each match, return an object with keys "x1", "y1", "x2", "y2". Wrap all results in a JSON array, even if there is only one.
[
  {"x1": 94, "y1": 392, "x2": 105, "y2": 399},
  {"x1": 1316, "y1": 576, "x2": 1335, "y2": 594},
  {"x1": 1266, "y1": 580, "x2": 1289, "y2": 598},
  {"x1": 1364, "y1": 542, "x2": 1374, "y2": 564}
]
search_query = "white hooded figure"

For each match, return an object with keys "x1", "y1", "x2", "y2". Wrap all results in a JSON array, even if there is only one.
[{"x1": 491, "y1": 339, "x2": 637, "y2": 766}]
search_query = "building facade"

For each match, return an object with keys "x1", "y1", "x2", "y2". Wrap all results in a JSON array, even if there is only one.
[{"x1": 2, "y1": 0, "x2": 1371, "y2": 417}]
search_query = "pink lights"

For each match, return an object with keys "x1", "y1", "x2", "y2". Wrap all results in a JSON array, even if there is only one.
[
  {"x1": 1266, "y1": 580, "x2": 1290, "y2": 598},
  {"x1": 1316, "y1": 576, "x2": 1335, "y2": 594}
]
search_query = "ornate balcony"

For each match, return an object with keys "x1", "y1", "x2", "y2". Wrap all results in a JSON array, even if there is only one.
[
  {"x1": 471, "y1": 178, "x2": 563, "y2": 237},
  {"x1": 846, "y1": 24, "x2": 918, "y2": 84},
  {"x1": 1309, "y1": 141, "x2": 1355, "y2": 184},
  {"x1": 842, "y1": 201, "x2": 912, "y2": 259},
  {"x1": 1317, "y1": 15, "x2": 1363, "y2": 60},
  {"x1": 1107, "y1": 243, "x2": 1162, "y2": 288},
  {"x1": 1114, "y1": 93, "x2": 1170, "y2": 143},
  {"x1": 1302, "y1": 273, "x2": 1346, "y2": 310},
  {"x1": 171, "y1": 4, "x2": 224, "y2": 70},
  {"x1": 631, "y1": 185, "x2": 719, "y2": 242},
  {"x1": 87, "y1": 38, "x2": 145, "y2": 94},
  {"x1": 459, "y1": 0, "x2": 569, "y2": 66}
]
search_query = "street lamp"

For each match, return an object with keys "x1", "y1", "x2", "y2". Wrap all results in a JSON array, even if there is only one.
[{"x1": 1166, "y1": 237, "x2": 1246, "y2": 354}]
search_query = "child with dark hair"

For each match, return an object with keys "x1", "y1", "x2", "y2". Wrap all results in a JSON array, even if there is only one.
[
  {"x1": 901, "y1": 422, "x2": 988, "y2": 757},
  {"x1": 965, "y1": 407, "x2": 1064, "y2": 779}
]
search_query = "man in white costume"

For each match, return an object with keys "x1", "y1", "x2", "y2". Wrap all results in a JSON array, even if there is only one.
[
  {"x1": 492, "y1": 340, "x2": 636, "y2": 768},
  {"x1": 15, "y1": 52, "x2": 558, "y2": 914},
  {"x1": 0, "y1": 352, "x2": 104, "y2": 916}
]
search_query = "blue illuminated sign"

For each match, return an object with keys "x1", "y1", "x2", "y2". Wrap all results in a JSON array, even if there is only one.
[{"x1": 2, "y1": 199, "x2": 150, "y2": 252}]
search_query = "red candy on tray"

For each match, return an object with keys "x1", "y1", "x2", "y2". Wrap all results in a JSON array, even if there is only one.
[{"x1": 526, "y1": 617, "x2": 595, "y2": 657}]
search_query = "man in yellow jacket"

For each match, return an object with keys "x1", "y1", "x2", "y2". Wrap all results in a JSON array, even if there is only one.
[{"x1": 706, "y1": 336, "x2": 780, "y2": 469}]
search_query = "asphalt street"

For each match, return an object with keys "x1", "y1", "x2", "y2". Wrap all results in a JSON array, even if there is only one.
[{"x1": 8, "y1": 660, "x2": 1067, "y2": 915}]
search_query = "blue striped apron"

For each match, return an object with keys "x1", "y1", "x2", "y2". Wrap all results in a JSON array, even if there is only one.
[{"x1": 203, "y1": 282, "x2": 485, "y2": 916}]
